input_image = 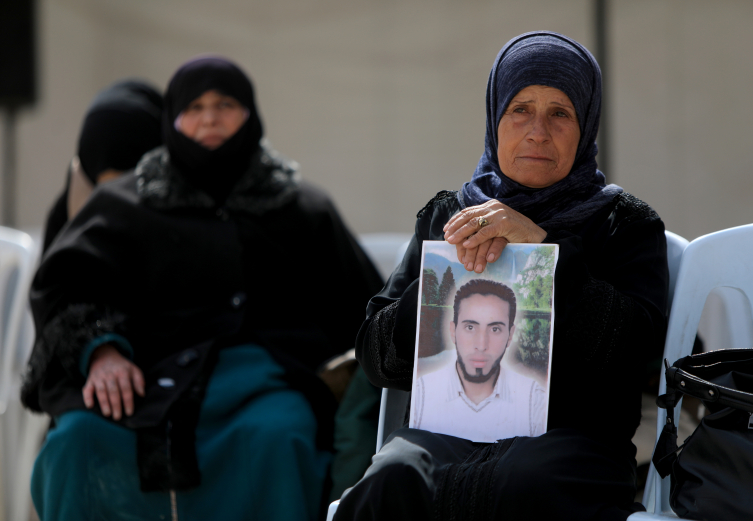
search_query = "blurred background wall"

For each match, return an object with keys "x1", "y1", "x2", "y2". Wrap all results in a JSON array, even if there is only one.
[{"x1": 1, "y1": 0, "x2": 752, "y2": 241}]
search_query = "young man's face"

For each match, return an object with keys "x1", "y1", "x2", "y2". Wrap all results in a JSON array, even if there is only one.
[{"x1": 451, "y1": 293, "x2": 514, "y2": 383}]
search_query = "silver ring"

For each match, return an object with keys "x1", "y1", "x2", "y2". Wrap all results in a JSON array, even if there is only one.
[{"x1": 478, "y1": 217, "x2": 489, "y2": 228}]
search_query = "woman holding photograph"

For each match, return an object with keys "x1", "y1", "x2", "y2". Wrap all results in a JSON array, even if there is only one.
[
  {"x1": 336, "y1": 31, "x2": 669, "y2": 521},
  {"x1": 24, "y1": 56, "x2": 382, "y2": 521}
]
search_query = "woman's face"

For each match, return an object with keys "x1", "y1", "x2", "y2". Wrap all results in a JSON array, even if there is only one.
[
  {"x1": 496, "y1": 85, "x2": 580, "y2": 189},
  {"x1": 176, "y1": 89, "x2": 248, "y2": 150}
]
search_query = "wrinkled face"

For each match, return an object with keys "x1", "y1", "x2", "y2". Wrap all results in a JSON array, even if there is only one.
[
  {"x1": 176, "y1": 89, "x2": 248, "y2": 150},
  {"x1": 497, "y1": 84, "x2": 580, "y2": 189},
  {"x1": 451, "y1": 293, "x2": 514, "y2": 383}
]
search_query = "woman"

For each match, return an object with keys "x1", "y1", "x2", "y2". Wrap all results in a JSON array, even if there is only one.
[
  {"x1": 42, "y1": 80, "x2": 163, "y2": 253},
  {"x1": 335, "y1": 32, "x2": 669, "y2": 521},
  {"x1": 23, "y1": 56, "x2": 383, "y2": 520}
]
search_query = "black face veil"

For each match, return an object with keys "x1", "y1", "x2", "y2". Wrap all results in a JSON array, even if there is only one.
[{"x1": 163, "y1": 56, "x2": 264, "y2": 204}]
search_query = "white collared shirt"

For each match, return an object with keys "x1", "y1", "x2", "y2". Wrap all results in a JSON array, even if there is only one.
[{"x1": 411, "y1": 352, "x2": 547, "y2": 442}]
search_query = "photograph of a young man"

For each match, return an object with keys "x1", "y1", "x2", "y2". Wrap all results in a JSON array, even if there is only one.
[{"x1": 412, "y1": 279, "x2": 547, "y2": 442}]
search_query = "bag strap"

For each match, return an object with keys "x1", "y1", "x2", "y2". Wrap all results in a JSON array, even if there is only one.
[
  {"x1": 665, "y1": 365, "x2": 753, "y2": 413},
  {"x1": 652, "y1": 361, "x2": 680, "y2": 478}
]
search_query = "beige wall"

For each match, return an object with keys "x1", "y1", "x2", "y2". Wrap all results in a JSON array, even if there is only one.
[
  {"x1": 611, "y1": 0, "x2": 753, "y2": 240},
  {"x1": 2, "y1": 0, "x2": 752, "y2": 242}
]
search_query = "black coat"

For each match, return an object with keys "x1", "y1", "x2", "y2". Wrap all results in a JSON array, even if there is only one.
[
  {"x1": 42, "y1": 187, "x2": 68, "y2": 254},
  {"x1": 23, "y1": 144, "x2": 384, "y2": 489},
  {"x1": 356, "y1": 190, "x2": 669, "y2": 447}
]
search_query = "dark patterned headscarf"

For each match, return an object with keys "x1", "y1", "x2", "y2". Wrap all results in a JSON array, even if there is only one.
[
  {"x1": 164, "y1": 56, "x2": 264, "y2": 204},
  {"x1": 459, "y1": 31, "x2": 622, "y2": 230}
]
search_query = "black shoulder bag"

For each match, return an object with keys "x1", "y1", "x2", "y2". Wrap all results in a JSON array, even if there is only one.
[{"x1": 653, "y1": 349, "x2": 753, "y2": 521}]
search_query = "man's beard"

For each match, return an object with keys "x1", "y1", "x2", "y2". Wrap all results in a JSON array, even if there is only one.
[{"x1": 456, "y1": 349, "x2": 506, "y2": 384}]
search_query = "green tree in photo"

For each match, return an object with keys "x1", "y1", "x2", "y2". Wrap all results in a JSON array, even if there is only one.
[
  {"x1": 523, "y1": 273, "x2": 553, "y2": 310},
  {"x1": 437, "y1": 266, "x2": 456, "y2": 306},
  {"x1": 422, "y1": 268, "x2": 439, "y2": 305},
  {"x1": 515, "y1": 318, "x2": 551, "y2": 373},
  {"x1": 514, "y1": 246, "x2": 555, "y2": 311},
  {"x1": 512, "y1": 246, "x2": 555, "y2": 374}
]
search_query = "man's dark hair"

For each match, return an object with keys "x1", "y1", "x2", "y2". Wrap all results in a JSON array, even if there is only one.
[{"x1": 452, "y1": 279, "x2": 516, "y2": 326}]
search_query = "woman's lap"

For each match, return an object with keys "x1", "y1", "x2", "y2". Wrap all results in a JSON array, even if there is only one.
[
  {"x1": 32, "y1": 345, "x2": 331, "y2": 521},
  {"x1": 32, "y1": 409, "x2": 171, "y2": 520},
  {"x1": 183, "y1": 379, "x2": 330, "y2": 520},
  {"x1": 335, "y1": 427, "x2": 641, "y2": 521}
]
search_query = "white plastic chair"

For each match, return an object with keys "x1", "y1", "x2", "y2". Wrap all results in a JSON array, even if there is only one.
[
  {"x1": 357, "y1": 233, "x2": 413, "y2": 281},
  {"x1": 0, "y1": 226, "x2": 47, "y2": 521},
  {"x1": 626, "y1": 231, "x2": 690, "y2": 472},
  {"x1": 631, "y1": 223, "x2": 753, "y2": 519},
  {"x1": 664, "y1": 231, "x2": 689, "y2": 315},
  {"x1": 0, "y1": 227, "x2": 36, "y2": 411},
  {"x1": 697, "y1": 287, "x2": 753, "y2": 352}
]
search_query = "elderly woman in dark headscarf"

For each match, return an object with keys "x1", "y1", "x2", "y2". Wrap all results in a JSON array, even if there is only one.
[
  {"x1": 42, "y1": 80, "x2": 163, "y2": 252},
  {"x1": 24, "y1": 56, "x2": 383, "y2": 521},
  {"x1": 335, "y1": 32, "x2": 668, "y2": 521}
]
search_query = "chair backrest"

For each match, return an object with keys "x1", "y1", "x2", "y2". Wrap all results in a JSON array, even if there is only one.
[
  {"x1": 0, "y1": 227, "x2": 45, "y2": 521},
  {"x1": 375, "y1": 387, "x2": 410, "y2": 452},
  {"x1": 358, "y1": 233, "x2": 413, "y2": 282},
  {"x1": 664, "y1": 231, "x2": 689, "y2": 314},
  {"x1": 0, "y1": 226, "x2": 37, "y2": 414},
  {"x1": 376, "y1": 231, "x2": 690, "y2": 454},
  {"x1": 643, "y1": 224, "x2": 753, "y2": 516},
  {"x1": 662, "y1": 224, "x2": 753, "y2": 377},
  {"x1": 359, "y1": 233, "x2": 412, "y2": 452}
]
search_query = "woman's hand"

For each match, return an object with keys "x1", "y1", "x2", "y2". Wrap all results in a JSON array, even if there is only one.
[
  {"x1": 82, "y1": 344, "x2": 145, "y2": 420},
  {"x1": 443, "y1": 200, "x2": 547, "y2": 273}
]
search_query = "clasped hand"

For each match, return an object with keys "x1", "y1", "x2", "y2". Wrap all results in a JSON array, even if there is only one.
[
  {"x1": 443, "y1": 200, "x2": 547, "y2": 273},
  {"x1": 82, "y1": 344, "x2": 145, "y2": 420}
]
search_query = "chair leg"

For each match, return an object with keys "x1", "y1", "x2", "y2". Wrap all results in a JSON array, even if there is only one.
[{"x1": 326, "y1": 500, "x2": 340, "y2": 521}]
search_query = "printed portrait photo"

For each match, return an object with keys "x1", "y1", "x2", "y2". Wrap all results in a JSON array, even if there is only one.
[{"x1": 409, "y1": 241, "x2": 558, "y2": 443}]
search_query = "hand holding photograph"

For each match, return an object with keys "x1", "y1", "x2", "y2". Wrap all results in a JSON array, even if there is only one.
[{"x1": 410, "y1": 241, "x2": 558, "y2": 442}]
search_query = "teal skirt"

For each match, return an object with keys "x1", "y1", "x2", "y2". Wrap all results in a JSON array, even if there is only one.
[{"x1": 31, "y1": 345, "x2": 332, "y2": 521}]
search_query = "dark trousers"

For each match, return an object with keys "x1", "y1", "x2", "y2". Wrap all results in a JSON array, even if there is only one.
[{"x1": 334, "y1": 427, "x2": 644, "y2": 521}]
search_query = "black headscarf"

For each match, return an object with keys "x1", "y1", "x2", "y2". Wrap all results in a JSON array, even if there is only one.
[
  {"x1": 77, "y1": 80, "x2": 163, "y2": 184},
  {"x1": 459, "y1": 31, "x2": 622, "y2": 230},
  {"x1": 163, "y1": 56, "x2": 264, "y2": 204},
  {"x1": 43, "y1": 80, "x2": 163, "y2": 253}
]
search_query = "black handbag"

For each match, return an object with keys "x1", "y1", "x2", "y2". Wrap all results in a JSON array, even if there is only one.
[{"x1": 652, "y1": 349, "x2": 753, "y2": 521}]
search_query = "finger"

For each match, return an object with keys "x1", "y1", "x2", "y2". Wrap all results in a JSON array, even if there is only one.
[
  {"x1": 454, "y1": 243, "x2": 466, "y2": 264},
  {"x1": 82, "y1": 381, "x2": 95, "y2": 408},
  {"x1": 132, "y1": 366, "x2": 146, "y2": 397},
  {"x1": 117, "y1": 372, "x2": 134, "y2": 417},
  {"x1": 473, "y1": 240, "x2": 493, "y2": 273},
  {"x1": 463, "y1": 245, "x2": 479, "y2": 272},
  {"x1": 486, "y1": 237, "x2": 509, "y2": 263},
  {"x1": 442, "y1": 214, "x2": 461, "y2": 233},
  {"x1": 462, "y1": 222, "x2": 500, "y2": 249},
  {"x1": 106, "y1": 377, "x2": 122, "y2": 420},
  {"x1": 443, "y1": 207, "x2": 475, "y2": 233},
  {"x1": 94, "y1": 380, "x2": 111, "y2": 417},
  {"x1": 444, "y1": 209, "x2": 485, "y2": 241},
  {"x1": 446, "y1": 216, "x2": 490, "y2": 245}
]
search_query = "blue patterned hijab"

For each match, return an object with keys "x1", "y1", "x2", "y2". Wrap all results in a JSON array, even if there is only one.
[{"x1": 459, "y1": 31, "x2": 622, "y2": 230}]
